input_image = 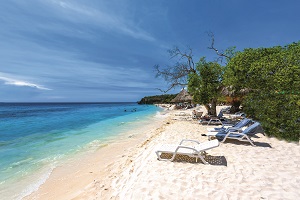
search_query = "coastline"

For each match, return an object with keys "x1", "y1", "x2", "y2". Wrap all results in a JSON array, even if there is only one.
[
  {"x1": 24, "y1": 108, "x2": 170, "y2": 199},
  {"x1": 25, "y1": 106, "x2": 300, "y2": 199}
]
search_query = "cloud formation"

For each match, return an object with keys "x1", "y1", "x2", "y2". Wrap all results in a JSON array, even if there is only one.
[
  {"x1": 0, "y1": 0, "x2": 299, "y2": 102},
  {"x1": 47, "y1": 0, "x2": 155, "y2": 41},
  {"x1": 0, "y1": 75, "x2": 51, "y2": 91}
]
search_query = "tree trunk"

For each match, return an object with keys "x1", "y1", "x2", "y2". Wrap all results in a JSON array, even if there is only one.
[
  {"x1": 210, "y1": 99, "x2": 217, "y2": 116},
  {"x1": 204, "y1": 99, "x2": 217, "y2": 116},
  {"x1": 230, "y1": 100, "x2": 241, "y2": 113},
  {"x1": 204, "y1": 104, "x2": 211, "y2": 115}
]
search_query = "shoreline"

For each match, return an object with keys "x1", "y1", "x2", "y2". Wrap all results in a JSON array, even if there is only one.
[
  {"x1": 24, "y1": 109, "x2": 170, "y2": 199},
  {"x1": 25, "y1": 107, "x2": 300, "y2": 199},
  {"x1": 0, "y1": 102, "x2": 161, "y2": 199}
]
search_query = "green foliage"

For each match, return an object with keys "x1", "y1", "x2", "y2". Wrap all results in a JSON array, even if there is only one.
[
  {"x1": 224, "y1": 46, "x2": 237, "y2": 63},
  {"x1": 188, "y1": 57, "x2": 223, "y2": 115},
  {"x1": 244, "y1": 92, "x2": 299, "y2": 141},
  {"x1": 137, "y1": 94, "x2": 177, "y2": 104},
  {"x1": 188, "y1": 57, "x2": 223, "y2": 104},
  {"x1": 224, "y1": 42, "x2": 300, "y2": 141}
]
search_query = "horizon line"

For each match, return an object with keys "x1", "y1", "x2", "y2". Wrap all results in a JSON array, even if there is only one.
[{"x1": 0, "y1": 101, "x2": 138, "y2": 104}]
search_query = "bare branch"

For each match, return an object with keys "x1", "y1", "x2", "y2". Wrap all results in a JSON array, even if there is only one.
[
  {"x1": 154, "y1": 46, "x2": 197, "y2": 93},
  {"x1": 207, "y1": 32, "x2": 231, "y2": 62},
  {"x1": 156, "y1": 81, "x2": 187, "y2": 93}
]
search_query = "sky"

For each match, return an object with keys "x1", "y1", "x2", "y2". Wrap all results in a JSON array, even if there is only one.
[{"x1": 0, "y1": 0, "x2": 299, "y2": 102}]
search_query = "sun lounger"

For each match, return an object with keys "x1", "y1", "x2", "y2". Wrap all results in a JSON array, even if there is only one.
[
  {"x1": 192, "y1": 111, "x2": 203, "y2": 119},
  {"x1": 199, "y1": 117, "x2": 223, "y2": 125},
  {"x1": 228, "y1": 112, "x2": 246, "y2": 119},
  {"x1": 207, "y1": 118, "x2": 252, "y2": 132},
  {"x1": 155, "y1": 139, "x2": 219, "y2": 164},
  {"x1": 175, "y1": 112, "x2": 190, "y2": 116},
  {"x1": 211, "y1": 122, "x2": 264, "y2": 146}
]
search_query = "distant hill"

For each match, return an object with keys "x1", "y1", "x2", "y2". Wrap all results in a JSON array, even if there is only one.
[{"x1": 137, "y1": 94, "x2": 177, "y2": 104}]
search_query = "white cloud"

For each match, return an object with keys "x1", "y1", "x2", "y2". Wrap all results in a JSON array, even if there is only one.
[
  {"x1": 0, "y1": 75, "x2": 51, "y2": 90},
  {"x1": 47, "y1": 0, "x2": 155, "y2": 41}
]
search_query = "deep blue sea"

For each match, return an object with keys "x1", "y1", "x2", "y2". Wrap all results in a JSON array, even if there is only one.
[{"x1": 0, "y1": 102, "x2": 162, "y2": 199}]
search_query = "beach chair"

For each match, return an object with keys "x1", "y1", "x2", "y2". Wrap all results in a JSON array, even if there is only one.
[
  {"x1": 155, "y1": 139, "x2": 219, "y2": 164},
  {"x1": 199, "y1": 110, "x2": 231, "y2": 125},
  {"x1": 228, "y1": 112, "x2": 246, "y2": 119},
  {"x1": 199, "y1": 116, "x2": 222, "y2": 125},
  {"x1": 175, "y1": 112, "x2": 189, "y2": 116},
  {"x1": 207, "y1": 118, "x2": 252, "y2": 132},
  {"x1": 212, "y1": 122, "x2": 264, "y2": 146},
  {"x1": 192, "y1": 111, "x2": 203, "y2": 119}
]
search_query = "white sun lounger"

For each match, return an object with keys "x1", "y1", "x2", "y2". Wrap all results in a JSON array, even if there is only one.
[{"x1": 155, "y1": 139, "x2": 219, "y2": 164}]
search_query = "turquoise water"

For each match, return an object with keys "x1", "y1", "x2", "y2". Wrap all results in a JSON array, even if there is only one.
[{"x1": 0, "y1": 102, "x2": 161, "y2": 199}]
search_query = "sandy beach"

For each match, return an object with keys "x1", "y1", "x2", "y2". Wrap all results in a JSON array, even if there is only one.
[{"x1": 26, "y1": 107, "x2": 300, "y2": 200}]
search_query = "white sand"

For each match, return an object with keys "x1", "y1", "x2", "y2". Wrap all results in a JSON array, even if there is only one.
[{"x1": 26, "y1": 107, "x2": 300, "y2": 200}]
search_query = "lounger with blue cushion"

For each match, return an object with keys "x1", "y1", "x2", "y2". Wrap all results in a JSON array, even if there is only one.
[
  {"x1": 214, "y1": 122, "x2": 265, "y2": 146},
  {"x1": 207, "y1": 118, "x2": 252, "y2": 132}
]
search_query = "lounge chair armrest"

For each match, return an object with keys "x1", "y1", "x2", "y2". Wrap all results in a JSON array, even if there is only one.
[{"x1": 179, "y1": 139, "x2": 200, "y2": 145}]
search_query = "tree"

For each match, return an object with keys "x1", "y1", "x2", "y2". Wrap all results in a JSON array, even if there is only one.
[
  {"x1": 207, "y1": 32, "x2": 243, "y2": 113},
  {"x1": 223, "y1": 42, "x2": 300, "y2": 141},
  {"x1": 188, "y1": 57, "x2": 223, "y2": 116},
  {"x1": 154, "y1": 46, "x2": 196, "y2": 93},
  {"x1": 154, "y1": 46, "x2": 224, "y2": 116}
]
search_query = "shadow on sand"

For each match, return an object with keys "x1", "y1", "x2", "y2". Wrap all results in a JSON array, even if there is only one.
[
  {"x1": 159, "y1": 153, "x2": 227, "y2": 166},
  {"x1": 200, "y1": 134, "x2": 272, "y2": 148},
  {"x1": 221, "y1": 138, "x2": 272, "y2": 148}
]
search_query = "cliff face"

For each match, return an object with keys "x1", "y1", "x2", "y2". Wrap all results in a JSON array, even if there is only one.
[{"x1": 137, "y1": 94, "x2": 177, "y2": 104}]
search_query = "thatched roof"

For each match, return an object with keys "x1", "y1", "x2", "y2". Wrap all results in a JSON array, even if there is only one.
[
  {"x1": 171, "y1": 89, "x2": 193, "y2": 103},
  {"x1": 220, "y1": 86, "x2": 251, "y2": 96}
]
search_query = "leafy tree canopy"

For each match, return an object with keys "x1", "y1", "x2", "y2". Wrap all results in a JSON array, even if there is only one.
[
  {"x1": 224, "y1": 42, "x2": 300, "y2": 141},
  {"x1": 188, "y1": 57, "x2": 223, "y2": 115}
]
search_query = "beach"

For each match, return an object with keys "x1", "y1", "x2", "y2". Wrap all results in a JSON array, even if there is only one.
[{"x1": 25, "y1": 106, "x2": 300, "y2": 200}]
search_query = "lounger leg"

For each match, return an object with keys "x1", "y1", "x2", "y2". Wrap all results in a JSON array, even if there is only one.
[
  {"x1": 247, "y1": 138, "x2": 256, "y2": 146},
  {"x1": 198, "y1": 155, "x2": 208, "y2": 164},
  {"x1": 197, "y1": 152, "x2": 208, "y2": 164},
  {"x1": 221, "y1": 136, "x2": 228, "y2": 143},
  {"x1": 249, "y1": 140, "x2": 255, "y2": 146},
  {"x1": 170, "y1": 153, "x2": 176, "y2": 161},
  {"x1": 242, "y1": 135, "x2": 256, "y2": 146},
  {"x1": 156, "y1": 151, "x2": 162, "y2": 160}
]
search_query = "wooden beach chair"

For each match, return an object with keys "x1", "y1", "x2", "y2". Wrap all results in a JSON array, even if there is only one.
[{"x1": 155, "y1": 139, "x2": 219, "y2": 164}]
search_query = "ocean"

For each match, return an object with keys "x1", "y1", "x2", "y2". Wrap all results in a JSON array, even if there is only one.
[{"x1": 0, "y1": 102, "x2": 162, "y2": 199}]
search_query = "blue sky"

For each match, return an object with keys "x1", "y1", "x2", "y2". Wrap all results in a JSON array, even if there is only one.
[{"x1": 0, "y1": 0, "x2": 299, "y2": 102}]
